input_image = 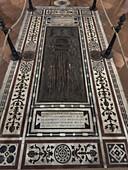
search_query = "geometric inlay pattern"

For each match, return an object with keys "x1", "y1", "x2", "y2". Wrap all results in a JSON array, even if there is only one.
[
  {"x1": 0, "y1": 141, "x2": 20, "y2": 169},
  {"x1": 108, "y1": 144, "x2": 128, "y2": 163},
  {"x1": 103, "y1": 140, "x2": 128, "y2": 167},
  {"x1": 0, "y1": 145, "x2": 17, "y2": 165}
]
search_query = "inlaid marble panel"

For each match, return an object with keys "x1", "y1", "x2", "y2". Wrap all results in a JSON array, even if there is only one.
[
  {"x1": 22, "y1": 140, "x2": 103, "y2": 169},
  {"x1": 103, "y1": 140, "x2": 128, "y2": 167},
  {"x1": 37, "y1": 27, "x2": 88, "y2": 103},
  {"x1": 0, "y1": 141, "x2": 21, "y2": 169},
  {"x1": 0, "y1": 6, "x2": 128, "y2": 170},
  {"x1": 27, "y1": 108, "x2": 98, "y2": 137}
]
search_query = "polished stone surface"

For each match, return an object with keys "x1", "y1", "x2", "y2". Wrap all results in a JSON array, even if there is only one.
[
  {"x1": 0, "y1": 0, "x2": 128, "y2": 102},
  {"x1": 0, "y1": 5, "x2": 128, "y2": 169},
  {"x1": 38, "y1": 26, "x2": 87, "y2": 102},
  {"x1": 0, "y1": 1, "x2": 128, "y2": 170}
]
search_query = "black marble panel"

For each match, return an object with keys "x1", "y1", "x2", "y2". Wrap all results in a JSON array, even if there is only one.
[{"x1": 37, "y1": 27, "x2": 87, "y2": 102}]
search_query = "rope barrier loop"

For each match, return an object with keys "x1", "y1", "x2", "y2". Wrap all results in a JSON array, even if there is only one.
[
  {"x1": 0, "y1": 0, "x2": 27, "y2": 63},
  {"x1": 99, "y1": 0, "x2": 128, "y2": 70}
]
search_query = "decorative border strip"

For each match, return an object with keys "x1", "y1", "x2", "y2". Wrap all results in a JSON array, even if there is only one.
[
  {"x1": 45, "y1": 9, "x2": 79, "y2": 15},
  {"x1": 83, "y1": 15, "x2": 124, "y2": 136},
  {"x1": 22, "y1": 140, "x2": 103, "y2": 169},
  {"x1": 1, "y1": 15, "x2": 42, "y2": 137},
  {"x1": 93, "y1": 11, "x2": 128, "y2": 133},
  {"x1": 0, "y1": 12, "x2": 31, "y2": 120}
]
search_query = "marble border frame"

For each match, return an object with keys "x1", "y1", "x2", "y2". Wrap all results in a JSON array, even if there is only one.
[
  {"x1": 26, "y1": 107, "x2": 98, "y2": 138},
  {"x1": 33, "y1": 23, "x2": 91, "y2": 105}
]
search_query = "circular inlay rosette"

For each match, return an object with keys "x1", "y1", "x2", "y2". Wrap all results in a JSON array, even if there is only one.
[
  {"x1": 54, "y1": 0, "x2": 71, "y2": 7},
  {"x1": 22, "y1": 51, "x2": 35, "y2": 61},
  {"x1": 54, "y1": 144, "x2": 71, "y2": 164},
  {"x1": 90, "y1": 51, "x2": 103, "y2": 61}
]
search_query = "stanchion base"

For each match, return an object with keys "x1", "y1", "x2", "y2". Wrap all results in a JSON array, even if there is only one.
[
  {"x1": 101, "y1": 50, "x2": 112, "y2": 59},
  {"x1": 10, "y1": 52, "x2": 22, "y2": 61},
  {"x1": 28, "y1": 7, "x2": 36, "y2": 12},
  {"x1": 89, "y1": 6, "x2": 98, "y2": 11}
]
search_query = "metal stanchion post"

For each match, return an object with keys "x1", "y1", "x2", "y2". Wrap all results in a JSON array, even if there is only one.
[
  {"x1": 90, "y1": 14, "x2": 126, "y2": 60},
  {"x1": 0, "y1": 17, "x2": 22, "y2": 61},
  {"x1": 101, "y1": 14, "x2": 126, "y2": 59},
  {"x1": 89, "y1": 0, "x2": 97, "y2": 11},
  {"x1": 28, "y1": 0, "x2": 36, "y2": 12}
]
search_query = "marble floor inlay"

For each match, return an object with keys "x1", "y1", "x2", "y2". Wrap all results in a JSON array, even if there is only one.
[
  {"x1": 37, "y1": 26, "x2": 88, "y2": 102},
  {"x1": 0, "y1": 6, "x2": 128, "y2": 169}
]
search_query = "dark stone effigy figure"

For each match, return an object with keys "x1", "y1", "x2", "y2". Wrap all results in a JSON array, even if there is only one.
[{"x1": 38, "y1": 27, "x2": 87, "y2": 102}]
